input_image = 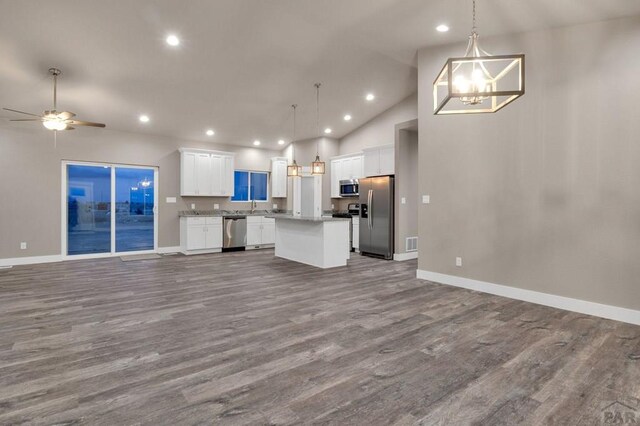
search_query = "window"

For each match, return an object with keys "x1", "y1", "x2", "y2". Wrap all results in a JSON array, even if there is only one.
[{"x1": 232, "y1": 171, "x2": 268, "y2": 202}]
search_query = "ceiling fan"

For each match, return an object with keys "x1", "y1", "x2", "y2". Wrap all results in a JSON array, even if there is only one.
[{"x1": 4, "y1": 67, "x2": 106, "y2": 135}]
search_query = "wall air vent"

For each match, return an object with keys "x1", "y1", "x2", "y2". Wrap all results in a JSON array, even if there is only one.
[{"x1": 406, "y1": 237, "x2": 418, "y2": 252}]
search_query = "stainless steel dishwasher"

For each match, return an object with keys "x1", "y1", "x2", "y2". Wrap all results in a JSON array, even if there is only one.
[{"x1": 223, "y1": 215, "x2": 247, "y2": 250}]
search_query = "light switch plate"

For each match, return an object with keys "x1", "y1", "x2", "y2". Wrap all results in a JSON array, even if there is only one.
[
  {"x1": 191, "y1": 203, "x2": 196, "y2": 210},
  {"x1": 422, "y1": 195, "x2": 430, "y2": 204},
  {"x1": 166, "y1": 197, "x2": 177, "y2": 204},
  {"x1": 20, "y1": 242, "x2": 27, "y2": 250},
  {"x1": 214, "y1": 203, "x2": 220, "y2": 210},
  {"x1": 456, "y1": 257, "x2": 462, "y2": 267},
  {"x1": 401, "y1": 197, "x2": 406, "y2": 204},
  {"x1": 273, "y1": 204, "x2": 278, "y2": 209}
]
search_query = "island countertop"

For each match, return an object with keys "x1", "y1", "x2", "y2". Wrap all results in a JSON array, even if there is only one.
[{"x1": 266, "y1": 214, "x2": 351, "y2": 222}]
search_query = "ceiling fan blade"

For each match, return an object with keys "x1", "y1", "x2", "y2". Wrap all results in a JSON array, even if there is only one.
[
  {"x1": 10, "y1": 118, "x2": 43, "y2": 122},
  {"x1": 57, "y1": 111, "x2": 76, "y2": 120},
  {"x1": 68, "y1": 120, "x2": 106, "y2": 128},
  {"x1": 3, "y1": 108, "x2": 43, "y2": 118}
]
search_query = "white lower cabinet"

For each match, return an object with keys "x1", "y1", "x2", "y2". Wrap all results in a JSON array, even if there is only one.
[
  {"x1": 352, "y1": 217, "x2": 360, "y2": 251},
  {"x1": 246, "y1": 216, "x2": 275, "y2": 248},
  {"x1": 180, "y1": 216, "x2": 223, "y2": 254}
]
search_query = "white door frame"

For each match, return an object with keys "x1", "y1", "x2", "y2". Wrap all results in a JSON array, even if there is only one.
[{"x1": 61, "y1": 160, "x2": 159, "y2": 260}]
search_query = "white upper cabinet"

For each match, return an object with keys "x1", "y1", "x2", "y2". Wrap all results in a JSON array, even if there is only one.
[
  {"x1": 330, "y1": 153, "x2": 364, "y2": 198},
  {"x1": 180, "y1": 148, "x2": 235, "y2": 197},
  {"x1": 181, "y1": 152, "x2": 198, "y2": 196},
  {"x1": 330, "y1": 158, "x2": 343, "y2": 198},
  {"x1": 271, "y1": 157, "x2": 288, "y2": 198},
  {"x1": 363, "y1": 144, "x2": 394, "y2": 177}
]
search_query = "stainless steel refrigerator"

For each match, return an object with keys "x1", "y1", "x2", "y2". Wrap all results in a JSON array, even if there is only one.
[{"x1": 359, "y1": 176, "x2": 394, "y2": 259}]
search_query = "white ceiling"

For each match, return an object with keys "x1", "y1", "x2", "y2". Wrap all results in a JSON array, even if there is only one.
[{"x1": 1, "y1": 0, "x2": 639, "y2": 148}]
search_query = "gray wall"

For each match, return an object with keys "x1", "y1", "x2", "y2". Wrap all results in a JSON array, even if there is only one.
[
  {"x1": 0, "y1": 124, "x2": 284, "y2": 259},
  {"x1": 395, "y1": 127, "x2": 419, "y2": 255},
  {"x1": 417, "y1": 16, "x2": 640, "y2": 310},
  {"x1": 339, "y1": 92, "x2": 417, "y2": 155}
]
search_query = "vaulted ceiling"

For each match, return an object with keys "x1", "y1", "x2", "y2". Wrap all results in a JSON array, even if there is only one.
[{"x1": 1, "y1": 0, "x2": 639, "y2": 148}]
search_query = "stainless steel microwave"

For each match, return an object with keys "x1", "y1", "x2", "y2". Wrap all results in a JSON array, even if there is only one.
[{"x1": 339, "y1": 179, "x2": 359, "y2": 197}]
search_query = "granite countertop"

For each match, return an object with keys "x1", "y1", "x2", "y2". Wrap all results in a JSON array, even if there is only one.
[
  {"x1": 179, "y1": 210, "x2": 287, "y2": 217},
  {"x1": 266, "y1": 214, "x2": 351, "y2": 222}
]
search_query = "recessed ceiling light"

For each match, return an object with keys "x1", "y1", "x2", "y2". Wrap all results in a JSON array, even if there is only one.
[
  {"x1": 166, "y1": 34, "x2": 180, "y2": 46},
  {"x1": 343, "y1": 114, "x2": 352, "y2": 121},
  {"x1": 253, "y1": 140, "x2": 261, "y2": 146},
  {"x1": 206, "y1": 129, "x2": 215, "y2": 136},
  {"x1": 365, "y1": 93, "x2": 375, "y2": 101},
  {"x1": 139, "y1": 115, "x2": 150, "y2": 123},
  {"x1": 278, "y1": 139, "x2": 285, "y2": 145},
  {"x1": 324, "y1": 128, "x2": 332, "y2": 134},
  {"x1": 436, "y1": 24, "x2": 450, "y2": 32}
]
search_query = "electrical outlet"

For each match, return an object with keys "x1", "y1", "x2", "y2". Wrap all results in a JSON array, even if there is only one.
[
  {"x1": 20, "y1": 242, "x2": 27, "y2": 250},
  {"x1": 401, "y1": 197, "x2": 406, "y2": 204},
  {"x1": 213, "y1": 203, "x2": 220, "y2": 210},
  {"x1": 191, "y1": 203, "x2": 196, "y2": 210},
  {"x1": 455, "y1": 257, "x2": 462, "y2": 267},
  {"x1": 165, "y1": 197, "x2": 177, "y2": 203},
  {"x1": 272, "y1": 204, "x2": 278, "y2": 209},
  {"x1": 331, "y1": 204, "x2": 335, "y2": 209},
  {"x1": 422, "y1": 195, "x2": 430, "y2": 204}
]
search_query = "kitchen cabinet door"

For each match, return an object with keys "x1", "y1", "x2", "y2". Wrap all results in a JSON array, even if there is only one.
[
  {"x1": 222, "y1": 155, "x2": 234, "y2": 196},
  {"x1": 195, "y1": 153, "x2": 212, "y2": 195},
  {"x1": 363, "y1": 149, "x2": 380, "y2": 177},
  {"x1": 351, "y1": 155, "x2": 363, "y2": 179},
  {"x1": 378, "y1": 146, "x2": 395, "y2": 175},
  {"x1": 271, "y1": 159, "x2": 287, "y2": 198},
  {"x1": 330, "y1": 159, "x2": 342, "y2": 198},
  {"x1": 210, "y1": 155, "x2": 222, "y2": 196},
  {"x1": 246, "y1": 223, "x2": 262, "y2": 246},
  {"x1": 205, "y1": 224, "x2": 223, "y2": 249},
  {"x1": 181, "y1": 152, "x2": 197, "y2": 196},
  {"x1": 352, "y1": 217, "x2": 360, "y2": 250},
  {"x1": 186, "y1": 225, "x2": 206, "y2": 250},
  {"x1": 341, "y1": 157, "x2": 353, "y2": 180},
  {"x1": 261, "y1": 223, "x2": 275, "y2": 245}
]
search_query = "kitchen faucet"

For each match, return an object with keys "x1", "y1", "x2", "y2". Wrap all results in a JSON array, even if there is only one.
[{"x1": 251, "y1": 199, "x2": 256, "y2": 213}]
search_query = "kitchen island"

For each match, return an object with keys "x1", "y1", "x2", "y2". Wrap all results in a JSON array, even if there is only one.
[{"x1": 267, "y1": 215, "x2": 351, "y2": 269}]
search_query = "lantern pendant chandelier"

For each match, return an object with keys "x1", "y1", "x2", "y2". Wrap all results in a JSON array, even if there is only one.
[
  {"x1": 433, "y1": 0, "x2": 525, "y2": 115},
  {"x1": 287, "y1": 104, "x2": 302, "y2": 177},
  {"x1": 311, "y1": 83, "x2": 326, "y2": 175}
]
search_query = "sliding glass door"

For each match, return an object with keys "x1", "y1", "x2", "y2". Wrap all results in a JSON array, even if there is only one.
[
  {"x1": 64, "y1": 162, "x2": 157, "y2": 257},
  {"x1": 115, "y1": 167, "x2": 155, "y2": 252},
  {"x1": 67, "y1": 165, "x2": 112, "y2": 255}
]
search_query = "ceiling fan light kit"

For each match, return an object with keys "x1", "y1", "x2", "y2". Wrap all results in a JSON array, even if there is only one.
[
  {"x1": 433, "y1": 0, "x2": 525, "y2": 115},
  {"x1": 4, "y1": 67, "x2": 106, "y2": 137}
]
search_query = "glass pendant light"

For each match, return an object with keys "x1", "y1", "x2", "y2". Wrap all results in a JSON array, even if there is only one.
[
  {"x1": 287, "y1": 104, "x2": 302, "y2": 177},
  {"x1": 311, "y1": 83, "x2": 326, "y2": 175},
  {"x1": 433, "y1": 0, "x2": 524, "y2": 114}
]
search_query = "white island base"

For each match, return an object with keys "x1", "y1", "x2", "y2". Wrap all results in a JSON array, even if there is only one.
[{"x1": 271, "y1": 216, "x2": 351, "y2": 269}]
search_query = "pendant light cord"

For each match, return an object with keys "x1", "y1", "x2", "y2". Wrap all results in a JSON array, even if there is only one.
[
  {"x1": 291, "y1": 104, "x2": 297, "y2": 162},
  {"x1": 472, "y1": 0, "x2": 477, "y2": 34},
  {"x1": 315, "y1": 83, "x2": 321, "y2": 156}
]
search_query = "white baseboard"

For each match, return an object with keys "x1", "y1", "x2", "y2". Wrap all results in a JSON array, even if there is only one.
[
  {"x1": 158, "y1": 246, "x2": 181, "y2": 254},
  {"x1": 0, "y1": 255, "x2": 63, "y2": 268},
  {"x1": 1, "y1": 246, "x2": 182, "y2": 267},
  {"x1": 394, "y1": 252, "x2": 418, "y2": 261},
  {"x1": 416, "y1": 269, "x2": 640, "y2": 326}
]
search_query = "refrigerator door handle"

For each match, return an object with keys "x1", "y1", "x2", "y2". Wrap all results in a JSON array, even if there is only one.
[{"x1": 368, "y1": 189, "x2": 373, "y2": 229}]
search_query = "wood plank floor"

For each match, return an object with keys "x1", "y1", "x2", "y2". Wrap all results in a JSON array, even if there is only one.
[{"x1": 0, "y1": 250, "x2": 638, "y2": 425}]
